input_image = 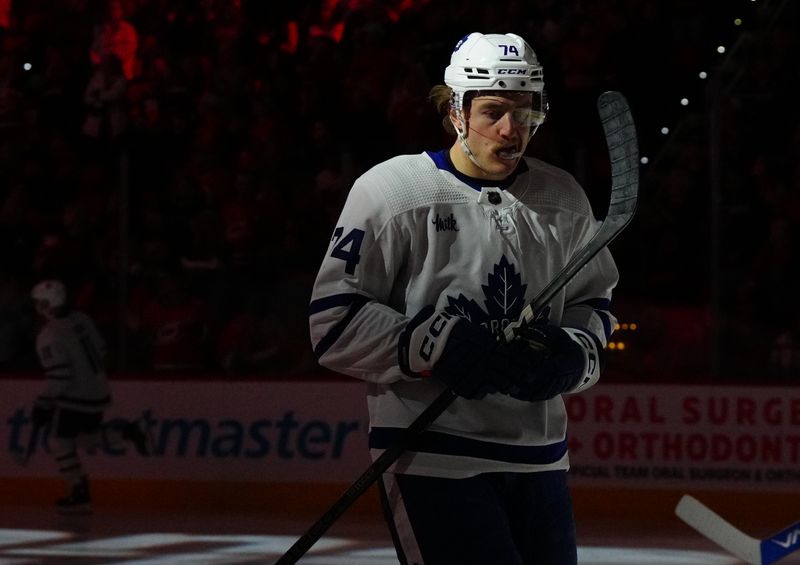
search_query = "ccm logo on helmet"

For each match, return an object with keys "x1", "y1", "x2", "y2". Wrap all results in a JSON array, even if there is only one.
[{"x1": 498, "y1": 69, "x2": 528, "y2": 75}]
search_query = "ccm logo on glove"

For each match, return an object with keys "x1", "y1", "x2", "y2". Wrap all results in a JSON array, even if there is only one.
[
  {"x1": 419, "y1": 312, "x2": 453, "y2": 361},
  {"x1": 398, "y1": 307, "x2": 462, "y2": 376}
]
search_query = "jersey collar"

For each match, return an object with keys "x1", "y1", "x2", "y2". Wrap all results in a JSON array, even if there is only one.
[{"x1": 426, "y1": 148, "x2": 528, "y2": 192}]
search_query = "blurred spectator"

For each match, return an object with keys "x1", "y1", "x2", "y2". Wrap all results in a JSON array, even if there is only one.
[
  {"x1": 89, "y1": 0, "x2": 138, "y2": 81},
  {"x1": 82, "y1": 53, "x2": 127, "y2": 140},
  {"x1": 129, "y1": 269, "x2": 211, "y2": 372},
  {"x1": 0, "y1": 270, "x2": 34, "y2": 369},
  {"x1": 0, "y1": 53, "x2": 24, "y2": 131},
  {"x1": 768, "y1": 326, "x2": 800, "y2": 380},
  {"x1": 0, "y1": 0, "x2": 10, "y2": 30},
  {"x1": 0, "y1": 0, "x2": 794, "y2": 382},
  {"x1": 216, "y1": 291, "x2": 285, "y2": 375},
  {"x1": 749, "y1": 216, "x2": 800, "y2": 338}
]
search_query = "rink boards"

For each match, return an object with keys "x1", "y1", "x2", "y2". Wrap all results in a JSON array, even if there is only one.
[{"x1": 2, "y1": 377, "x2": 799, "y2": 522}]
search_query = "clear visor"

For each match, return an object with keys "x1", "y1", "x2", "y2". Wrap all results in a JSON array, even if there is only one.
[
  {"x1": 463, "y1": 89, "x2": 548, "y2": 130},
  {"x1": 510, "y1": 106, "x2": 547, "y2": 128}
]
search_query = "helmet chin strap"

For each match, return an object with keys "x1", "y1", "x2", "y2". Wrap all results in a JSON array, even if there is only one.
[
  {"x1": 451, "y1": 111, "x2": 487, "y2": 173},
  {"x1": 452, "y1": 111, "x2": 528, "y2": 171}
]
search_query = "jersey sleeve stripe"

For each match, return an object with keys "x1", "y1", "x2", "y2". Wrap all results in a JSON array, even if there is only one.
[
  {"x1": 594, "y1": 310, "x2": 613, "y2": 340},
  {"x1": 309, "y1": 293, "x2": 371, "y2": 359},
  {"x1": 564, "y1": 325, "x2": 604, "y2": 350},
  {"x1": 369, "y1": 427, "x2": 568, "y2": 465},
  {"x1": 308, "y1": 293, "x2": 369, "y2": 315}
]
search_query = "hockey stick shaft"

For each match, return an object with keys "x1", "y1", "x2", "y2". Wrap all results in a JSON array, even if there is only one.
[
  {"x1": 505, "y1": 91, "x2": 638, "y2": 341},
  {"x1": 274, "y1": 388, "x2": 456, "y2": 564},
  {"x1": 274, "y1": 91, "x2": 638, "y2": 565}
]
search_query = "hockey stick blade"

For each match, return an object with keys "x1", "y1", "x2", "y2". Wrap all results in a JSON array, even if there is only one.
[
  {"x1": 504, "y1": 90, "x2": 639, "y2": 341},
  {"x1": 676, "y1": 495, "x2": 800, "y2": 565},
  {"x1": 676, "y1": 495, "x2": 761, "y2": 564},
  {"x1": 274, "y1": 91, "x2": 639, "y2": 565}
]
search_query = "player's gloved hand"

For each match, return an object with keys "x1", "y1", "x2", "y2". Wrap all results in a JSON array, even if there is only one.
[
  {"x1": 398, "y1": 306, "x2": 512, "y2": 399},
  {"x1": 502, "y1": 323, "x2": 602, "y2": 401},
  {"x1": 32, "y1": 398, "x2": 55, "y2": 427}
]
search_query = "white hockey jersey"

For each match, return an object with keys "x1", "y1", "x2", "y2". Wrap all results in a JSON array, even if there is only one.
[
  {"x1": 309, "y1": 150, "x2": 618, "y2": 478},
  {"x1": 35, "y1": 311, "x2": 111, "y2": 412}
]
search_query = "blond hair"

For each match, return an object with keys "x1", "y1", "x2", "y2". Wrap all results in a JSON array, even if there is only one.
[{"x1": 429, "y1": 84, "x2": 456, "y2": 135}]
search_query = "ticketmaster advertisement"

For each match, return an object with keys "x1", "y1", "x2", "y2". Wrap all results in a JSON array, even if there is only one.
[
  {"x1": 1, "y1": 379, "x2": 372, "y2": 482},
  {"x1": 2, "y1": 379, "x2": 799, "y2": 490}
]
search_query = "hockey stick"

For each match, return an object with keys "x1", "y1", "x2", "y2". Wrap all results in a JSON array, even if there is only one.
[
  {"x1": 503, "y1": 90, "x2": 639, "y2": 340},
  {"x1": 12, "y1": 417, "x2": 44, "y2": 467},
  {"x1": 676, "y1": 494, "x2": 800, "y2": 565},
  {"x1": 274, "y1": 91, "x2": 639, "y2": 565}
]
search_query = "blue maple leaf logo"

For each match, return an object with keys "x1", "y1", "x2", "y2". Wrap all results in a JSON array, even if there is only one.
[{"x1": 444, "y1": 255, "x2": 528, "y2": 335}]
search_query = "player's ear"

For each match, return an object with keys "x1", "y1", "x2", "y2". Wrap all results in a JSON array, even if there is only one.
[{"x1": 449, "y1": 107, "x2": 466, "y2": 134}]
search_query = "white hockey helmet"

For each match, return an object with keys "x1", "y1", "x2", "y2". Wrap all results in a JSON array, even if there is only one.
[
  {"x1": 445, "y1": 32, "x2": 547, "y2": 128},
  {"x1": 31, "y1": 279, "x2": 67, "y2": 319}
]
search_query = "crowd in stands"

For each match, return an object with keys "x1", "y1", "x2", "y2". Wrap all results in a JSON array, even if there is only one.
[{"x1": 0, "y1": 0, "x2": 797, "y2": 381}]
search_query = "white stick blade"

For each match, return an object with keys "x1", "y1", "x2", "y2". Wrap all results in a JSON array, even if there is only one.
[{"x1": 675, "y1": 495, "x2": 761, "y2": 565}]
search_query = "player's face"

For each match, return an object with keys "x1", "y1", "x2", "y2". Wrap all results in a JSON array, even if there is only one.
[{"x1": 457, "y1": 92, "x2": 535, "y2": 180}]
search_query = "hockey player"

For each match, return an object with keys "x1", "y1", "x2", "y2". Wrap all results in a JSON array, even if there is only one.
[
  {"x1": 30, "y1": 279, "x2": 151, "y2": 514},
  {"x1": 309, "y1": 32, "x2": 618, "y2": 564}
]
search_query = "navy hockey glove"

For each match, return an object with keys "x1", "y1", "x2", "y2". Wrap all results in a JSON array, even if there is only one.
[
  {"x1": 503, "y1": 324, "x2": 603, "y2": 401},
  {"x1": 398, "y1": 306, "x2": 512, "y2": 399}
]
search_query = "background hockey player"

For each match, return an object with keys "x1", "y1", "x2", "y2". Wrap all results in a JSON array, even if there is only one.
[
  {"x1": 308, "y1": 32, "x2": 618, "y2": 564},
  {"x1": 30, "y1": 279, "x2": 151, "y2": 514}
]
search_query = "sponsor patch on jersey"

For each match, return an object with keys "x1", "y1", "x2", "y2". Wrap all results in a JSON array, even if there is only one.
[{"x1": 431, "y1": 212, "x2": 459, "y2": 232}]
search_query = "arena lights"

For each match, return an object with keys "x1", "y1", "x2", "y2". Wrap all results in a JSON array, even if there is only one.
[
  {"x1": 648, "y1": 2, "x2": 754, "y2": 161},
  {"x1": 609, "y1": 321, "x2": 638, "y2": 353}
]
